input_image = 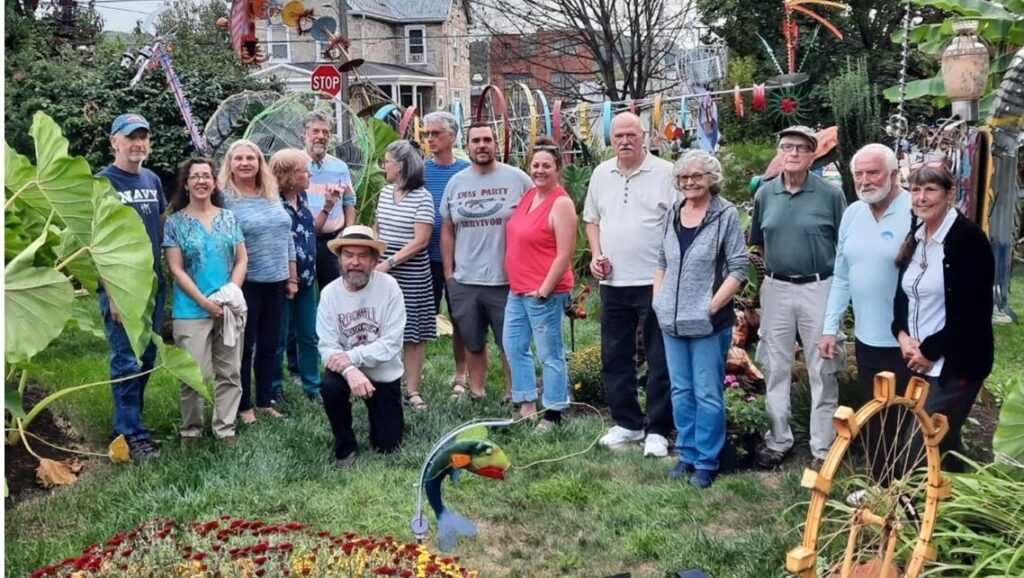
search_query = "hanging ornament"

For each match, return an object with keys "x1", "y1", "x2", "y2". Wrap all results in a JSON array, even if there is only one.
[
  {"x1": 753, "y1": 84, "x2": 767, "y2": 111},
  {"x1": 734, "y1": 85, "x2": 745, "y2": 118},
  {"x1": 765, "y1": 84, "x2": 807, "y2": 125}
]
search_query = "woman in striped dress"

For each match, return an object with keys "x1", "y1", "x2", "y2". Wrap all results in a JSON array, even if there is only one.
[{"x1": 375, "y1": 140, "x2": 436, "y2": 410}]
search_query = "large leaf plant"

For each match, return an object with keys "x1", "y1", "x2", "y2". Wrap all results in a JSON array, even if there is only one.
[
  {"x1": 4, "y1": 112, "x2": 204, "y2": 486},
  {"x1": 883, "y1": 0, "x2": 1024, "y2": 116}
]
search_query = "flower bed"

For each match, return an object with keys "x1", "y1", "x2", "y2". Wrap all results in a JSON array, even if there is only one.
[{"x1": 30, "y1": 517, "x2": 477, "y2": 578}]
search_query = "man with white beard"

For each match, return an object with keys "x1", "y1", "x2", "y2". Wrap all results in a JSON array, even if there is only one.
[{"x1": 819, "y1": 143, "x2": 913, "y2": 404}]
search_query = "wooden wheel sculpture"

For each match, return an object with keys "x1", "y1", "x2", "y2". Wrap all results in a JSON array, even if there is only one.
[
  {"x1": 474, "y1": 84, "x2": 511, "y2": 162},
  {"x1": 787, "y1": 373, "x2": 950, "y2": 578},
  {"x1": 507, "y1": 82, "x2": 540, "y2": 164}
]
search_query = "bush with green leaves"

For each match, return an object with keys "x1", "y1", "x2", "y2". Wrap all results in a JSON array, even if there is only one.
[{"x1": 717, "y1": 139, "x2": 778, "y2": 204}]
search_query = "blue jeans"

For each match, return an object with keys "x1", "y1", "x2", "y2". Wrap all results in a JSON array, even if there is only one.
[
  {"x1": 663, "y1": 326, "x2": 731, "y2": 472},
  {"x1": 99, "y1": 283, "x2": 166, "y2": 443},
  {"x1": 502, "y1": 292, "x2": 570, "y2": 411},
  {"x1": 273, "y1": 284, "x2": 321, "y2": 395}
]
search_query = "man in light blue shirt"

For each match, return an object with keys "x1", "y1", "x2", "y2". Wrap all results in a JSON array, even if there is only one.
[{"x1": 819, "y1": 143, "x2": 913, "y2": 403}]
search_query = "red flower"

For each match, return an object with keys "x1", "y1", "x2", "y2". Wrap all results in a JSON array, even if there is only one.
[
  {"x1": 212, "y1": 544, "x2": 222, "y2": 552},
  {"x1": 121, "y1": 549, "x2": 134, "y2": 557},
  {"x1": 255, "y1": 556, "x2": 268, "y2": 566},
  {"x1": 374, "y1": 565, "x2": 397, "y2": 575},
  {"x1": 256, "y1": 570, "x2": 266, "y2": 577},
  {"x1": 252, "y1": 541, "x2": 270, "y2": 553}
]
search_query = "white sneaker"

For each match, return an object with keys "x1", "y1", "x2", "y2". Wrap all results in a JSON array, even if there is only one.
[
  {"x1": 643, "y1": 433, "x2": 669, "y2": 457},
  {"x1": 599, "y1": 426, "x2": 645, "y2": 448}
]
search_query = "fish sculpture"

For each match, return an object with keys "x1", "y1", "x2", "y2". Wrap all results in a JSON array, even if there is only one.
[{"x1": 422, "y1": 425, "x2": 510, "y2": 551}]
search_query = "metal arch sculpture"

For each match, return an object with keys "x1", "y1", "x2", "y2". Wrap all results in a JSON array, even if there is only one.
[{"x1": 787, "y1": 373, "x2": 950, "y2": 578}]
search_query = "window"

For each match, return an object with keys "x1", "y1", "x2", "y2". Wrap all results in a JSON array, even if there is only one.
[
  {"x1": 406, "y1": 26, "x2": 426, "y2": 64},
  {"x1": 451, "y1": 35, "x2": 460, "y2": 65},
  {"x1": 451, "y1": 89, "x2": 464, "y2": 110},
  {"x1": 267, "y1": 25, "x2": 290, "y2": 61}
]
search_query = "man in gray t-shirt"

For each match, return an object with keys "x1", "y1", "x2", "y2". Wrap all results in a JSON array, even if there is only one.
[{"x1": 440, "y1": 123, "x2": 532, "y2": 401}]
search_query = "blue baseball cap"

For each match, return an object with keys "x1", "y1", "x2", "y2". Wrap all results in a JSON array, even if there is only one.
[{"x1": 110, "y1": 113, "x2": 150, "y2": 136}]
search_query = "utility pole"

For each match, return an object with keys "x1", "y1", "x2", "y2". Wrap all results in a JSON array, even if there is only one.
[{"x1": 338, "y1": 0, "x2": 349, "y2": 106}]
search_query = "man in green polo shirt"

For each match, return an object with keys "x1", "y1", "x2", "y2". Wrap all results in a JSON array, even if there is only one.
[{"x1": 749, "y1": 125, "x2": 846, "y2": 470}]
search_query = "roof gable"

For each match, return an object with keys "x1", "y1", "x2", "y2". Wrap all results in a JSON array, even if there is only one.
[{"x1": 347, "y1": 0, "x2": 464, "y2": 23}]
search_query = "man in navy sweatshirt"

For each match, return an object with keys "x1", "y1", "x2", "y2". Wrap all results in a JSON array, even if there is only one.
[{"x1": 97, "y1": 113, "x2": 167, "y2": 461}]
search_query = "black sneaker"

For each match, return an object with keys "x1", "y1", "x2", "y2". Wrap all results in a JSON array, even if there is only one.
[
  {"x1": 307, "y1": 392, "x2": 324, "y2": 405},
  {"x1": 808, "y1": 457, "x2": 826, "y2": 471},
  {"x1": 270, "y1": 390, "x2": 288, "y2": 406},
  {"x1": 129, "y1": 438, "x2": 161, "y2": 461},
  {"x1": 754, "y1": 444, "x2": 788, "y2": 469}
]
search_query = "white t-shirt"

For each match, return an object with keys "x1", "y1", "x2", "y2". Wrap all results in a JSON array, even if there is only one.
[
  {"x1": 583, "y1": 153, "x2": 677, "y2": 286},
  {"x1": 316, "y1": 271, "x2": 406, "y2": 383}
]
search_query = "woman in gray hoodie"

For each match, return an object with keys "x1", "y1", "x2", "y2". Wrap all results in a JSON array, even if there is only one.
[{"x1": 652, "y1": 150, "x2": 749, "y2": 488}]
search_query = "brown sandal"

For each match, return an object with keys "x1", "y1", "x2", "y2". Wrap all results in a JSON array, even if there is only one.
[
  {"x1": 404, "y1": 391, "x2": 427, "y2": 411},
  {"x1": 449, "y1": 379, "x2": 468, "y2": 400}
]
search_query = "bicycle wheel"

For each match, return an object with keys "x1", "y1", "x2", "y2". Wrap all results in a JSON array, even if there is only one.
[{"x1": 786, "y1": 372, "x2": 950, "y2": 578}]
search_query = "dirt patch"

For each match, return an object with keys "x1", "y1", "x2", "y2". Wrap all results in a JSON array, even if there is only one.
[
  {"x1": 5, "y1": 384, "x2": 84, "y2": 505},
  {"x1": 963, "y1": 402, "x2": 998, "y2": 464}
]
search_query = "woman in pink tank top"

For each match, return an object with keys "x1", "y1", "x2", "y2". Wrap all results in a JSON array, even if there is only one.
[{"x1": 503, "y1": 138, "x2": 577, "y2": 430}]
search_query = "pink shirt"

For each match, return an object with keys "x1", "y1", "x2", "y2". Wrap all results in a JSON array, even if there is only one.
[{"x1": 505, "y1": 186, "x2": 575, "y2": 295}]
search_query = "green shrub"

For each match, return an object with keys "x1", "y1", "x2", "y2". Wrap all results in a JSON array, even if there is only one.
[
  {"x1": 718, "y1": 139, "x2": 778, "y2": 204},
  {"x1": 924, "y1": 461, "x2": 1024, "y2": 577},
  {"x1": 569, "y1": 344, "x2": 604, "y2": 405}
]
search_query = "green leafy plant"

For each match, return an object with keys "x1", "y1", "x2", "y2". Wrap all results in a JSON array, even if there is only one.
[
  {"x1": 4, "y1": 112, "x2": 203, "y2": 480},
  {"x1": 827, "y1": 57, "x2": 883, "y2": 202},
  {"x1": 560, "y1": 161, "x2": 597, "y2": 281},
  {"x1": 717, "y1": 139, "x2": 778, "y2": 204},
  {"x1": 724, "y1": 376, "x2": 769, "y2": 458},
  {"x1": 29, "y1": 517, "x2": 479, "y2": 577},
  {"x1": 993, "y1": 374, "x2": 1024, "y2": 466},
  {"x1": 922, "y1": 459, "x2": 1024, "y2": 577},
  {"x1": 354, "y1": 119, "x2": 400, "y2": 227}
]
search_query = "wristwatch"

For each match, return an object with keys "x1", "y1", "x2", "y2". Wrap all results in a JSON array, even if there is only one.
[{"x1": 387, "y1": 257, "x2": 396, "y2": 268}]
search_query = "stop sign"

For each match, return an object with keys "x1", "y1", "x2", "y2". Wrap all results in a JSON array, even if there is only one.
[{"x1": 311, "y1": 64, "x2": 342, "y2": 98}]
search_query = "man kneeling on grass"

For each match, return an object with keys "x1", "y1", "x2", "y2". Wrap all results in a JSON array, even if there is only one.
[{"x1": 317, "y1": 226, "x2": 407, "y2": 468}]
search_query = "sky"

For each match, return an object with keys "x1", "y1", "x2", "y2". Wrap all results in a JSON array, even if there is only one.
[{"x1": 96, "y1": 0, "x2": 172, "y2": 33}]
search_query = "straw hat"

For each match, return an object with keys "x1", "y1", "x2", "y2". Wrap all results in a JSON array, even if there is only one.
[{"x1": 326, "y1": 225, "x2": 387, "y2": 255}]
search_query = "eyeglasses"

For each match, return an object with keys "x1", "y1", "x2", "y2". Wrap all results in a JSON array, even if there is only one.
[
  {"x1": 778, "y1": 143, "x2": 814, "y2": 154},
  {"x1": 424, "y1": 130, "x2": 449, "y2": 138},
  {"x1": 378, "y1": 159, "x2": 396, "y2": 169},
  {"x1": 188, "y1": 174, "x2": 214, "y2": 182},
  {"x1": 676, "y1": 172, "x2": 710, "y2": 182}
]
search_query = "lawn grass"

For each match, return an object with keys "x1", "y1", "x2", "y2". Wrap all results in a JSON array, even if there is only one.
[{"x1": 5, "y1": 270, "x2": 1022, "y2": 578}]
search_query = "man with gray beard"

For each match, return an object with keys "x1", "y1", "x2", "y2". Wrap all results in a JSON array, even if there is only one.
[
  {"x1": 316, "y1": 226, "x2": 406, "y2": 467},
  {"x1": 819, "y1": 143, "x2": 913, "y2": 403},
  {"x1": 818, "y1": 144, "x2": 914, "y2": 486}
]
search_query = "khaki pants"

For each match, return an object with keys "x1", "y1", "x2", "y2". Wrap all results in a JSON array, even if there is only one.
[
  {"x1": 173, "y1": 318, "x2": 244, "y2": 439},
  {"x1": 758, "y1": 277, "x2": 839, "y2": 459}
]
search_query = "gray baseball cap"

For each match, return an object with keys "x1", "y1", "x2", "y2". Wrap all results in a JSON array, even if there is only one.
[{"x1": 777, "y1": 125, "x2": 818, "y2": 150}]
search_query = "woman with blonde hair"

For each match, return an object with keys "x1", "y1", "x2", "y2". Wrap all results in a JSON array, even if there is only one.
[{"x1": 221, "y1": 140, "x2": 296, "y2": 423}]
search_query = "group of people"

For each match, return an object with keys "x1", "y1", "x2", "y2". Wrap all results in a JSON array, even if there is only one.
[{"x1": 99, "y1": 107, "x2": 994, "y2": 489}]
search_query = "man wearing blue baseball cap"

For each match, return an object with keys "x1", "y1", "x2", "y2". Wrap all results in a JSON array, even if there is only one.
[{"x1": 97, "y1": 113, "x2": 167, "y2": 461}]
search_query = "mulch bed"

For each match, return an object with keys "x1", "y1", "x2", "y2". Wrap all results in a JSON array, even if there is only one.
[{"x1": 5, "y1": 384, "x2": 84, "y2": 506}]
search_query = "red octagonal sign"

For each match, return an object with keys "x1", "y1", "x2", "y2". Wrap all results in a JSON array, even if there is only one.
[{"x1": 311, "y1": 64, "x2": 342, "y2": 98}]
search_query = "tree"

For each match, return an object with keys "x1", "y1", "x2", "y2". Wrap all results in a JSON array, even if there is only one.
[
  {"x1": 4, "y1": 0, "x2": 278, "y2": 182},
  {"x1": 471, "y1": 0, "x2": 694, "y2": 101},
  {"x1": 696, "y1": 0, "x2": 943, "y2": 132}
]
